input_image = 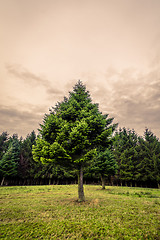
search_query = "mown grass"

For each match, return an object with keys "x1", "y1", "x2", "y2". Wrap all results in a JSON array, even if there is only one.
[{"x1": 0, "y1": 185, "x2": 160, "y2": 239}]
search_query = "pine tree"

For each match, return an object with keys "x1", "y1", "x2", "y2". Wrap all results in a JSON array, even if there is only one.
[
  {"x1": 33, "y1": 81, "x2": 115, "y2": 201},
  {"x1": 91, "y1": 148, "x2": 117, "y2": 189},
  {"x1": 113, "y1": 128, "x2": 138, "y2": 186},
  {"x1": 19, "y1": 131, "x2": 36, "y2": 179},
  {"x1": 0, "y1": 138, "x2": 20, "y2": 185},
  {"x1": 136, "y1": 129, "x2": 160, "y2": 187},
  {"x1": 0, "y1": 132, "x2": 9, "y2": 160}
]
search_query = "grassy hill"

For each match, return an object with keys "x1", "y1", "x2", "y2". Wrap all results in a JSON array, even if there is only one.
[{"x1": 0, "y1": 185, "x2": 159, "y2": 239}]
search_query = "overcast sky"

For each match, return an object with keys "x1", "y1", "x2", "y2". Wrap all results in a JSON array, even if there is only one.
[{"x1": 0, "y1": 0, "x2": 160, "y2": 138}]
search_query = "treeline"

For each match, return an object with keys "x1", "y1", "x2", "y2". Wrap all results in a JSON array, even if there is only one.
[
  {"x1": 113, "y1": 128, "x2": 160, "y2": 188},
  {"x1": 0, "y1": 127, "x2": 159, "y2": 188}
]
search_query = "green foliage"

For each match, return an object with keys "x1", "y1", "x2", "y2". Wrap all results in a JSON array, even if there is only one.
[
  {"x1": 32, "y1": 138, "x2": 72, "y2": 165},
  {"x1": 0, "y1": 82, "x2": 160, "y2": 189},
  {"x1": 90, "y1": 148, "x2": 117, "y2": 189},
  {"x1": 19, "y1": 131, "x2": 36, "y2": 178},
  {"x1": 33, "y1": 81, "x2": 115, "y2": 200},
  {"x1": 33, "y1": 81, "x2": 114, "y2": 165},
  {"x1": 0, "y1": 138, "x2": 20, "y2": 179},
  {"x1": 135, "y1": 128, "x2": 160, "y2": 185},
  {"x1": 0, "y1": 132, "x2": 9, "y2": 160},
  {"x1": 113, "y1": 127, "x2": 160, "y2": 187},
  {"x1": 113, "y1": 128, "x2": 138, "y2": 185},
  {"x1": 93, "y1": 149, "x2": 117, "y2": 176}
]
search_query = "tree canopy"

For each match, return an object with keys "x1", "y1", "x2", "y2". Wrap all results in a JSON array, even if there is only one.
[
  {"x1": 32, "y1": 80, "x2": 116, "y2": 201},
  {"x1": 113, "y1": 127, "x2": 160, "y2": 188},
  {"x1": 0, "y1": 137, "x2": 20, "y2": 185}
]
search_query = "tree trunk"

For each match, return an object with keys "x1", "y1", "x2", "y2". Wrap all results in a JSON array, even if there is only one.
[
  {"x1": 78, "y1": 165, "x2": 85, "y2": 202},
  {"x1": 101, "y1": 175, "x2": 105, "y2": 190},
  {"x1": 1, "y1": 177, "x2": 5, "y2": 186},
  {"x1": 49, "y1": 179, "x2": 51, "y2": 185}
]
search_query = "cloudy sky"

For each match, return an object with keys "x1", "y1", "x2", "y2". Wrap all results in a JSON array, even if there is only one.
[{"x1": 0, "y1": 0, "x2": 160, "y2": 138}]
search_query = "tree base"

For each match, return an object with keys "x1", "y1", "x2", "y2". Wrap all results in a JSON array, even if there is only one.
[
  {"x1": 1, "y1": 177, "x2": 5, "y2": 186},
  {"x1": 78, "y1": 198, "x2": 85, "y2": 202}
]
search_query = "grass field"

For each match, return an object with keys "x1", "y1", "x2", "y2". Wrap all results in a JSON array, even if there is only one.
[{"x1": 0, "y1": 185, "x2": 160, "y2": 239}]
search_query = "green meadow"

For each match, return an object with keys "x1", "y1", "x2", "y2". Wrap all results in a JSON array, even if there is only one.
[{"x1": 0, "y1": 185, "x2": 159, "y2": 239}]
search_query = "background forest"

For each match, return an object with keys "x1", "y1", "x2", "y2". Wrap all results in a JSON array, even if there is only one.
[
  {"x1": 0, "y1": 127, "x2": 160, "y2": 188},
  {"x1": 0, "y1": 82, "x2": 160, "y2": 189}
]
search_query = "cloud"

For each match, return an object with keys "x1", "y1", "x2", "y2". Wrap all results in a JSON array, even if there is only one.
[
  {"x1": 79, "y1": 68, "x2": 160, "y2": 137},
  {"x1": 1, "y1": 68, "x2": 160, "y2": 138},
  {"x1": 47, "y1": 88, "x2": 64, "y2": 95},
  {"x1": 6, "y1": 64, "x2": 64, "y2": 96},
  {"x1": 6, "y1": 64, "x2": 49, "y2": 87},
  {"x1": 103, "y1": 68, "x2": 160, "y2": 136},
  {"x1": 0, "y1": 104, "x2": 46, "y2": 137}
]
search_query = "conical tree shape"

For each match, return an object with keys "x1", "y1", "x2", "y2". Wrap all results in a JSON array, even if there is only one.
[
  {"x1": 33, "y1": 81, "x2": 115, "y2": 201},
  {"x1": 0, "y1": 139, "x2": 19, "y2": 185}
]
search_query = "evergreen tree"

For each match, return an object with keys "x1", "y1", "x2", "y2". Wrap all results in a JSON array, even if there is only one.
[
  {"x1": 136, "y1": 129, "x2": 160, "y2": 187},
  {"x1": 19, "y1": 131, "x2": 36, "y2": 179},
  {"x1": 120, "y1": 147, "x2": 137, "y2": 187},
  {"x1": 0, "y1": 138, "x2": 20, "y2": 185},
  {"x1": 113, "y1": 127, "x2": 160, "y2": 188},
  {"x1": 33, "y1": 81, "x2": 115, "y2": 201},
  {"x1": 91, "y1": 148, "x2": 117, "y2": 189},
  {"x1": 113, "y1": 128, "x2": 138, "y2": 186},
  {"x1": 0, "y1": 132, "x2": 9, "y2": 160}
]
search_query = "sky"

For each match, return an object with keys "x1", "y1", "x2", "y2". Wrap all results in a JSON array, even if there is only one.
[{"x1": 0, "y1": 0, "x2": 160, "y2": 138}]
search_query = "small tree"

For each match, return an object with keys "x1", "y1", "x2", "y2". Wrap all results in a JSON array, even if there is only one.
[
  {"x1": 0, "y1": 132, "x2": 9, "y2": 160},
  {"x1": 0, "y1": 138, "x2": 19, "y2": 185},
  {"x1": 92, "y1": 149, "x2": 117, "y2": 189},
  {"x1": 19, "y1": 131, "x2": 36, "y2": 179},
  {"x1": 113, "y1": 128, "x2": 138, "y2": 186},
  {"x1": 33, "y1": 81, "x2": 116, "y2": 201},
  {"x1": 136, "y1": 129, "x2": 160, "y2": 187}
]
